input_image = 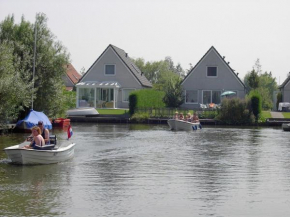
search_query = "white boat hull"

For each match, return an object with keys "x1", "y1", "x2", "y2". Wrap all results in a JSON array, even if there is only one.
[
  {"x1": 168, "y1": 119, "x2": 202, "y2": 131},
  {"x1": 67, "y1": 107, "x2": 99, "y2": 116},
  {"x1": 4, "y1": 141, "x2": 76, "y2": 165}
]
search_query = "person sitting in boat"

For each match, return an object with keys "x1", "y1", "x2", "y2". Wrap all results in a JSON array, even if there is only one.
[
  {"x1": 26, "y1": 121, "x2": 50, "y2": 144},
  {"x1": 185, "y1": 113, "x2": 192, "y2": 122},
  {"x1": 191, "y1": 112, "x2": 200, "y2": 123},
  {"x1": 24, "y1": 126, "x2": 45, "y2": 149},
  {"x1": 173, "y1": 111, "x2": 179, "y2": 119},
  {"x1": 37, "y1": 121, "x2": 50, "y2": 144},
  {"x1": 179, "y1": 113, "x2": 184, "y2": 120}
]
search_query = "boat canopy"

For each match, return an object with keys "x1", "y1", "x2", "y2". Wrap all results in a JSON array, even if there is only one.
[{"x1": 16, "y1": 109, "x2": 52, "y2": 130}]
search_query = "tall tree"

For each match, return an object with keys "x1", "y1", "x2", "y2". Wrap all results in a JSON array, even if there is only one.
[
  {"x1": 0, "y1": 13, "x2": 70, "y2": 119},
  {"x1": 244, "y1": 60, "x2": 278, "y2": 110},
  {"x1": 0, "y1": 41, "x2": 33, "y2": 128}
]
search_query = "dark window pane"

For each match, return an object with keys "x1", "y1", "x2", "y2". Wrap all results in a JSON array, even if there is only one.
[
  {"x1": 105, "y1": 65, "x2": 115, "y2": 75},
  {"x1": 207, "y1": 67, "x2": 217, "y2": 76}
]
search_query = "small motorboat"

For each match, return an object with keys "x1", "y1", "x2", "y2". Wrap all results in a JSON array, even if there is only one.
[
  {"x1": 4, "y1": 136, "x2": 75, "y2": 165},
  {"x1": 282, "y1": 123, "x2": 290, "y2": 131},
  {"x1": 168, "y1": 119, "x2": 202, "y2": 131}
]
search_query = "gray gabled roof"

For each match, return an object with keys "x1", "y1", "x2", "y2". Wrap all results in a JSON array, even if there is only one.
[
  {"x1": 279, "y1": 76, "x2": 290, "y2": 89},
  {"x1": 181, "y1": 46, "x2": 246, "y2": 88},
  {"x1": 79, "y1": 44, "x2": 152, "y2": 88}
]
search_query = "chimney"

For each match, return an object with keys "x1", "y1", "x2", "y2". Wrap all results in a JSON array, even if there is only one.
[{"x1": 125, "y1": 53, "x2": 128, "y2": 57}]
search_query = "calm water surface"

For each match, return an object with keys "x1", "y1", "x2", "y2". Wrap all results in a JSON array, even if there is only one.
[{"x1": 1, "y1": 123, "x2": 290, "y2": 217}]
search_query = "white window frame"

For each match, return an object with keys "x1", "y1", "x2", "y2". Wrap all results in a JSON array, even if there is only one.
[
  {"x1": 202, "y1": 90, "x2": 222, "y2": 104},
  {"x1": 122, "y1": 88, "x2": 135, "y2": 102},
  {"x1": 185, "y1": 90, "x2": 198, "y2": 104},
  {"x1": 104, "y1": 64, "x2": 116, "y2": 76},
  {"x1": 206, "y1": 66, "x2": 218, "y2": 78}
]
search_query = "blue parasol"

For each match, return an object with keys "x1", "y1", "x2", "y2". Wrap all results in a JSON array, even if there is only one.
[{"x1": 221, "y1": 91, "x2": 236, "y2": 97}]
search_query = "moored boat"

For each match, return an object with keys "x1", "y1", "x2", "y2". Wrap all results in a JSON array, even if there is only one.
[
  {"x1": 282, "y1": 123, "x2": 290, "y2": 131},
  {"x1": 52, "y1": 118, "x2": 71, "y2": 127},
  {"x1": 4, "y1": 138, "x2": 75, "y2": 165},
  {"x1": 15, "y1": 109, "x2": 52, "y2": 133},
  {"x1": 168, "y1": 119, "x2": 202, "y2": 131}
]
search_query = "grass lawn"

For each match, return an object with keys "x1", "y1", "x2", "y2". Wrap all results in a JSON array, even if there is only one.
[
  {"x1": 282, "y1": 112, "x2": 290, "y2": 118},
  {"x1": 259, "y1": 111, "x2": 272, "y2": 122},
  {"x1": 96, "y1": 109, "x2": 128, "y2": 115}
]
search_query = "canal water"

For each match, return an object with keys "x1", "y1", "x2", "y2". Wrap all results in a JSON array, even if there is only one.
[{"x1": 1, "y1": 123, "x2": 290, "y2": 217}]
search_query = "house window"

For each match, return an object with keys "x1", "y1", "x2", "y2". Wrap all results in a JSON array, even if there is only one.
[
  {"x1": 203, "y1": 91, "x2": 211, "y2": 104},
  {"x1": 207, "y1": 66, "x2": 217, "y2": 77},
  {"x1": 202, "y1": 90, "x2": 221, "y2": 104},
  {"x1": 105, "y1": 65, "x2": 115, "y2": 75},
  {"x1": 185, "y1": 90, "x2": 198, "y2": 104},
  {"x1": 212, "y1": 91, "x2": 221, "y2": 104},
  {"x1": 123, "y1": 89, "x2": 135, "y2": 102},
  {"x1": 78, "y1": 88, "x2": 95, "y2": 107}
]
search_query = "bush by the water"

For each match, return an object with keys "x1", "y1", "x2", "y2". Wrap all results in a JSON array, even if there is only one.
[
  {"x1": 130, "y1": 113, "x2": 150, "y2": 123},
  {"x1": 248, "y1": 90, "x2": 262, "y2": 122},
  {"x1": 216, "y1": 98, "x2": 254, "y2": 125},
  {"x1": 129, "y1": 89, "x2": 165, "y2": 115}
]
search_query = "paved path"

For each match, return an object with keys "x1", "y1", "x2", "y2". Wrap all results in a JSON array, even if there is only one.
[{"x1": 270, "y1": 111, "x2": 284, "y2": 118}]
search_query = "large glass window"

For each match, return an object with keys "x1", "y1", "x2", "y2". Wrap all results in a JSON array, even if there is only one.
[
  {"x1": 207, "y1": 66, "x2": 217, "y2": 77},
  {"x1": 212, "y1": 91, "x2": 221, "y2": 104},
  {"x1": 203, "y1": 91, "x2": 211, "y2": 104},
  {"x1": 105, "y1": 65, "x2": 115, "y2": 75},
  {"x1": 185, "y1": 90, "x2": 198, "y2": 103},
  {"x1": 202, "y1": 90, "x2": 221, "y2": 104},
  {"x1": 96, "y1": 88, "x2": 114, "y2": 108},
  {"x1": 123, "y1": 89, "x2": 135, "y2": 102},
  {"x1": 78, "y1": 88, "x2": 95, "y2": 107}
]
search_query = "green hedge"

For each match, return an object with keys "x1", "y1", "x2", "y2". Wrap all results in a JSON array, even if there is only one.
[
  {"x1": 216, "y1": 98, "x2": 254, "y2": 125},
  {"x1": 248, "y1": 90, "x2": 262, "y2": 122},
  {"x1": 129, "y1": 89, "x2": 165, "y2": 115}
]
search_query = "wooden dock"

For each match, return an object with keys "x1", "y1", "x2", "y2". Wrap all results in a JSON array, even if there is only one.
[
  {"x1": 69, "y1": 115, "x2": 216, "y2": 125},
  {"x1": 266, "y1": 118, "x2": 290, "y2": 126}
]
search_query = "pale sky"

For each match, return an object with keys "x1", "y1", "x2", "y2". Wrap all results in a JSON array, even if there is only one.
[{"x1": 1, "y1": 0, "x2": 290, "y2": 84}]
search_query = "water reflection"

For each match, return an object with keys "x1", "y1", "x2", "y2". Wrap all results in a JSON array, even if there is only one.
[{"x1": 1, "y1": 124, "x2": 290, "y2": 216}]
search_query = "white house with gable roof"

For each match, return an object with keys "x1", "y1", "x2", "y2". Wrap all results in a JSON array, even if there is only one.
[
  {"x1": 181, "y1": 46, "x2": 246, "y2": 109},
  {"x1": 76, "y1": 44, "x2": 152, "y2": 109}
]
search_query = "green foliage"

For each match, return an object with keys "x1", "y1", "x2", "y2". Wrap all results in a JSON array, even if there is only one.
[
  {"x1": 0, "y1": 41, "x2": 33, "y2": 127},
  {"x1": 244, "y1": 60, "x2": 278, "y2": 110},
  {"x1": 132, "y1": 56, "x2": 185, "y2": 90},
  {"x1": 276, "y1": 92, "x2": 282, "y2": 110},
  {"x1": 259, "y1": 111, "x2": 272, "y2": 122},
  {"x1": 248, "y1": 90, "x2": 262, "y2": 122},
  {"x1": 216, "y1": 98, "x2": 254, "y2": 125},
  {"x1": 248, "y1": 69, "x2": 260, "y2": 90},
  {"x1": 130, "y1": 112, "x2": 150, "y2": 123},
  {"x1": 129, "y1": 89, "x2": 165, "y2": 115},
  {"x1": 198, "y1": 110, "x2": 218, "y2": 119},
  {"x1": 0, "y1": 13, "x2": 70, "y2": 121},
  {"x1": 163, "y1": 77, "x2": 184, "y2": 108},
  {"x1": 129, "y1": 93, "x2": 137, "y2": 115}
]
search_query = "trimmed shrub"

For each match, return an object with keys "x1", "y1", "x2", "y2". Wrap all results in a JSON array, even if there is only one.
[
  {"x1": 248, "y1": 90, "x2": 262, "y2": 122},
  {"x1": 130, "y1": 112, "x2": 150, "y2": 123},
  {"x1": 129, "y1": 89, "x2": 165, "y2": 115},
  {"x1": 216, "y1": 98, "x2": 254, "y2": 125}
]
